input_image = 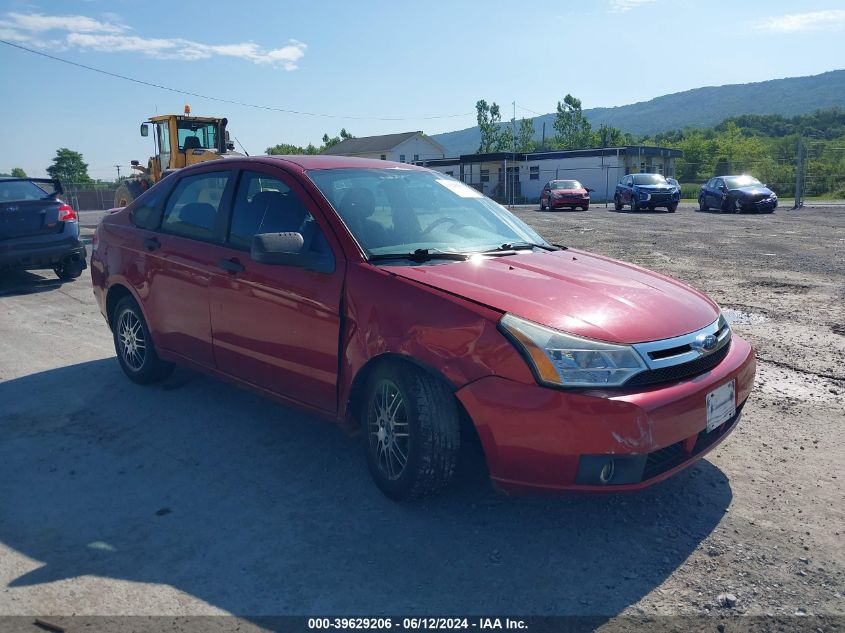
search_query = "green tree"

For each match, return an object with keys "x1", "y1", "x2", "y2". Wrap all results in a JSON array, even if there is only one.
[
  {"x1": 476, "y1": 100, "x2": 510, "y2": 153},
  {"x1": 46, "y1": 148, "x2": 91, "y2": 184},
  {"x1": 593, "y1": 124, "x2": 626, "y2": 148},
  {"x1": 515, "y1": 117, "x2": 537, "y2": 152},
  {"x1": 553, "y1": 94, "x2": 593, "y2": 149},
  {"x1": 266, "y1": 142, "x2": 319, "y2": 155},
  {"x1": 321, "y1": 128, "x2": 354, "y2": 151},
  {"x1": 10, "y1": 167, "x2": 27, "y2": 178}
]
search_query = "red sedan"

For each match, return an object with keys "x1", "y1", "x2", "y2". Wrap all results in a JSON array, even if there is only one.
[
  {"x1": 91, "y1": 157, "x2": 755, "y2": 500},
  {"x1": 540, "y1": 179, "x2": 593, "y2": 211}
]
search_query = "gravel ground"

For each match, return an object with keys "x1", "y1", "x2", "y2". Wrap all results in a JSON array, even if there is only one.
[{"x1": 0, "y1": 204, "x2": 842, "y2": 629}]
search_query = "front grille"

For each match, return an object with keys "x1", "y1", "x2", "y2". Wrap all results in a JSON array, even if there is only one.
[{"x1": 625, "y1": 342, "x2": 730, "y2": 387}]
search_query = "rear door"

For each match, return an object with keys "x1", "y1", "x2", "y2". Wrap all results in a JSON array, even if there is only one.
[
  {"x1": 141, "y1": 168, "x2": 235, "y2": 367},
  {"x1": 0, "y1": 180, "x2": 61, "y2": 240},
  {"x1": 207, "y1": 166, "x2": 344, "y2": 412}
]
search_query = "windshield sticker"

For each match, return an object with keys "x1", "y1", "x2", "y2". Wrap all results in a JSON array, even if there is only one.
[{"x1": 435, "y1": 179, "x2": 483, "y2": 198}]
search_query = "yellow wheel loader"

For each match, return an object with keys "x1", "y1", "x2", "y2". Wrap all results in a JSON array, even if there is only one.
[{"x1": 114, "y1": 106, "x2": 241, "y2": 207}]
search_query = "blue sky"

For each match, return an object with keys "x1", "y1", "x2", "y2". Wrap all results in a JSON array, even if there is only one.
[{"x1": 1, "y1": 0, "x2": 844, "y2": 179}]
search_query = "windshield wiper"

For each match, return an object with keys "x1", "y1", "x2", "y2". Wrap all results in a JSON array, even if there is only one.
[
  {"x1": 368, "y1": 248, "x2": 470, "y2": 263},
  {"x1": 478, "y1": 241, "x2": 561, "y2": 254}
]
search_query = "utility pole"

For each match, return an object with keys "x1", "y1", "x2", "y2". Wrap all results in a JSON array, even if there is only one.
[
  {"x1": 114, "y1": 164, "x2": 122, "y2": 181},
  {"x1": 792, "y1": 137, "x2": 803, "y2": 210},
  {"x1": 541, "y1": 122, "x2": 546, "y2": 150}
]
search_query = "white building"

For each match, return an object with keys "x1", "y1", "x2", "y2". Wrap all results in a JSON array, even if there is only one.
[
  {"x1": 321, "y1": 131, "x2": 447, "y2": 163},
  {"x1": 418, "y1": 146, "x2": 683, "y2": 203}
]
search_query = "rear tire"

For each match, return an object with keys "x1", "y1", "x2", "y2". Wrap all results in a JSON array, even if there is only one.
[
  {"x1": 54, "y1": 260, "x2": 84, "y2": 280},
  {"x1": 362, "y1": 362, "x2": 460, "y2": 500},
  {"x1": 114, "y1": 180, "x2": 146, "y2": 208},
  {"x1": 113, "y1": 296, "x2": 173, "y2": 384}
]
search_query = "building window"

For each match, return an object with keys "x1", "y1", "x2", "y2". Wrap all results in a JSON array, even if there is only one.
[
  {"x1": 399, "y1": 154, "x2": 406, "y2": 163},
  {"x1": 380, "y1": 154, "x2": 386, "y2": 160},
  {"x1": 413, "y1": 154, "x2": 419, "y2": 161},
  {"x1": 655, "y1": 163, "x2": 663, "y2": 174},
  {"x1": 640, "y1": 162, "x2": 646, "y2": 173},
  {"x1": 529, "y1": 166, "x2": 539, "y2": 180},
  {"x1": 480, "y1": 169, "x2": 490, "y2": 183}
]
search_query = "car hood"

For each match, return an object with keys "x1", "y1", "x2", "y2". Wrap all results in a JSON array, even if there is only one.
[
  {"x1": 729, "y1": 185, "x2": 774, "y2": 196},
  {"x1": 381, "y1": 249, "x2": 720, "y2": 344},
  {"x1": 634, "y1": 184, "x2": 674, "y2": 192}
]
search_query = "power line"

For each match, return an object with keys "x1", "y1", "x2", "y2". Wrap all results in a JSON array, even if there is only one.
[{"x1": 0, "y1": 39, "x2": 475, "y2": 122}]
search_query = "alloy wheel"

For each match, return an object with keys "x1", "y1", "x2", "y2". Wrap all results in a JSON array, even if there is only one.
[
  {"x1": 367, "y1": 379, "x2": 410, "y2": 481},
  {"x1": 118, "y1": 310, "x2": 146, "y2": 371}
]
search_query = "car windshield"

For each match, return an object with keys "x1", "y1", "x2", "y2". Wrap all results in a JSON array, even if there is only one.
[
  {"x1": 551, "y1": 180, "x2": 582, "y2": 190},
  {"x1": 631, "y1": 174, "x2": 668, "y2": 185},
  {"x1": 307, "y1": 168, "x2": 551, "y2": 256},
  {"x1": 0, "y1": 180, "x2": 49, "y2": 202},
  {"x1": 724, "y1": 175, "x2": 762, "y2": 188}
]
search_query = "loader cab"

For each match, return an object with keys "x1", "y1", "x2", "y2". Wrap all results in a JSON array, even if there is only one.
[{"x1": 142, "y1": 113, "x2": 229, "y2": 180}]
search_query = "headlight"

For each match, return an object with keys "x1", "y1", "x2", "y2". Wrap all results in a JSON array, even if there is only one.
[
  {"x1": 499, "y1": 314, "x2": 647, "y2": 388},
  {"x1": 638, "y1": 190, "x2": 650, "y2": 200}
]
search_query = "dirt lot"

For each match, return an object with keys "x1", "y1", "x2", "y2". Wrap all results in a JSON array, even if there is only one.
[{"x1": 0, "y1": 204, "x2": 842, "y2": 629}]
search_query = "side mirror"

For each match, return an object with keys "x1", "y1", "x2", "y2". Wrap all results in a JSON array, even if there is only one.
[
  {"x1": 130, "y1": 160, "x2": 140, "y2": 166},
  {"x1": 586, "y1": 188, "x2": 595, "y2": 193},
  {"x1": 140, "y1": 123, "x2": 149, "y2": 137},
  {"x1": 251, "y1": 232, "x2": 335, "y2": 273},
  {"x1": 251, "y1": 232, "x2": 305, "y2": 266}
]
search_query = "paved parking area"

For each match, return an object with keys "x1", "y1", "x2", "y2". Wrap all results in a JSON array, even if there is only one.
[{"x1": 0, "y1": 204, "x2": 842, "y2": 625}]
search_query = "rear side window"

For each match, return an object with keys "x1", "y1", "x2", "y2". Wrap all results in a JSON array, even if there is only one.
[
  {"x1": 228, "y1": 171, "x2": 331, "y2": 259},
  {"x1": 161, "y1": 171, "x2": 230, "y2": 240},
  {"x1": 0, "y1": 180, "x2": 47, "y2": 202}
]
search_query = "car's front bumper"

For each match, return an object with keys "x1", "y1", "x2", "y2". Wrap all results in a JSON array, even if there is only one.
[
  {"x1": 0, "y1": 233, "x2": 87, "y2": 271},
  {"x1": 740, "y1": 197, "x2": 777, "y2": 212},
  {"x1": 456, "y1": 334, "x2": 755, "y2": 493},
  {"x1": 550, "y1": 197, "x2": 589, "y2": 208}
]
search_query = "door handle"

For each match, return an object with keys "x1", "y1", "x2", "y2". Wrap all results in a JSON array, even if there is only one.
[
  {"x1": 218, "y1": 257, "x2": 244, "y2": 273},
  {"x1": 143, "y1": 237, "x2": 161, "y2": 251}
]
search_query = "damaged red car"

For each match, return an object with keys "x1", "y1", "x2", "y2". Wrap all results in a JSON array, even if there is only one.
[{"x1": 91, "y1": 156, "x2": 755, "y2": 500}]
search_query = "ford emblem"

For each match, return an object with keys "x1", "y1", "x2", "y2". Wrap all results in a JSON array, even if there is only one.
[{"x1": 692, "y1": 333, "x2": 718, "y2": 353}]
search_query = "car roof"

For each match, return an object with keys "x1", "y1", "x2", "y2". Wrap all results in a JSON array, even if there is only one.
[{"x1": 248, "y1": 155, "x2": 429, "y2": 171}]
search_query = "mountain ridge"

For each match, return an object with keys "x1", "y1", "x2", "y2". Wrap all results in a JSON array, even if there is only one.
[{"x1": 431, "y1": 69, "x2": 845, "y2": 156}]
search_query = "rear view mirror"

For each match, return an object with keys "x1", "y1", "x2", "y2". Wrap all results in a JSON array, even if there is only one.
[{"x1": 140, "y1": 123, "x2": 149, "y2": 137}]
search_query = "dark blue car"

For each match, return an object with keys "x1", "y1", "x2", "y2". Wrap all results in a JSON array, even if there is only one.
[
  {"x1": 614, "y1": 173, "x2": 680, "y2": 213},
  {"x1": 698, "y1": 175, "x2": 777, "y2": 214},
  {"x1": 0, "y1": 178, "x2": 87, "y2": 280}
]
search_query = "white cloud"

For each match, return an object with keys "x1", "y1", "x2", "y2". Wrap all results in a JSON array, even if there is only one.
[
  {"x1": 0, "y1": 11, "x2": 306, "y2": 70},
  {"x1": 757, "y1": 9, "x2": 845, "y2": 32},
  {"x1": 608, "y1": 0, "x2": 656, "y2": 13}
]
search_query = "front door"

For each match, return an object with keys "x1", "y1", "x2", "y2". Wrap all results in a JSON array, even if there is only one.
[{"x1": 208, "y1": 167, "x2": 344, "y2": 412}]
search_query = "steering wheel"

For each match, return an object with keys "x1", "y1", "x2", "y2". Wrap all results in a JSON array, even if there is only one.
[{"x1": 420, "y1": 216, "x2": 466, "y2": 236}]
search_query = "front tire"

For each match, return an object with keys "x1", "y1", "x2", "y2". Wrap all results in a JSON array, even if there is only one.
[
  {"x1": 667, "y1": 203, "x2": 678, "y2": 213},
  {"x1": 614, "y1": 194, "x2": 623, "y2": 211},
  {"x1": 363, "y1": 362, "x2": 460, "y2": 500},
  {"x1": 113, "y1": 296, "x2": 173, "y2": 384},
  {"x1": 631, "y1": 197, "x2": 640, "y2": 212},
  {"x1": 699, "y1": 196, "x2": 708, "y2": 212}
]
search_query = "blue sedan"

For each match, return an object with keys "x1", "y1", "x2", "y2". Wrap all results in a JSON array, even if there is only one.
[{"x1": 698, "y1": 175, "x2": 778, "y2": 214}]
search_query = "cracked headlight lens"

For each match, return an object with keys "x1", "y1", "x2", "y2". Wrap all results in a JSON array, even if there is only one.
[{"x1": 499, "y1": 313, "x2": 647, "y2": 388}]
